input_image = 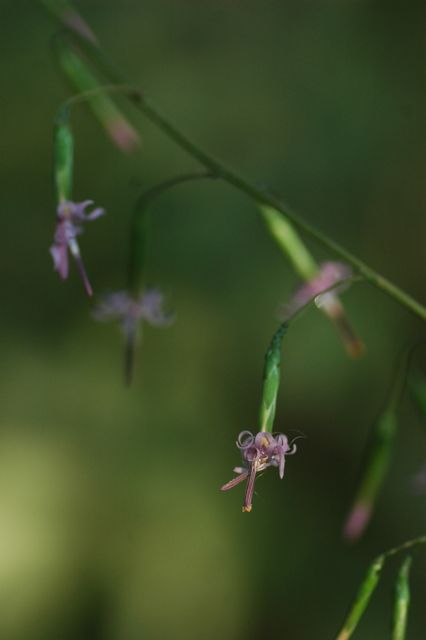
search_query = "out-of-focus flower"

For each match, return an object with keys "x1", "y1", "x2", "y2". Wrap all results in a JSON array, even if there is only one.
[
  {"x1": 221, "y1": 430, "x2": 297, "y2": 512},
  {"x1": 284, "y1": 261, "x2": 352, "y2": 316},
  {"x1": 50, "y1": 199, "x2": 105, "y2": 296},
  {"x1": 284, "y1": 261, "x2": 364, "y2": 358},
  {"x1": 94, "y1": 288, "x2": 173, "y2": 385},
  {"x1": 93, "y1": 288, "x2": 172, "y2": 335}
]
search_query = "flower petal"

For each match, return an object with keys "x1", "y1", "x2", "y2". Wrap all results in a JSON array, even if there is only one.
[
  {"x1": 237, "y1": 430, "x2": 254, "y2": 449},
  {"x1": 50, "y1": 243, "x2": 69, "y2": 279}
]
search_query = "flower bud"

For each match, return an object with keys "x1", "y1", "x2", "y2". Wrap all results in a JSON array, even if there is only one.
[{"x1": 57, "y1": 45, "x2": 141, "y2": 153}]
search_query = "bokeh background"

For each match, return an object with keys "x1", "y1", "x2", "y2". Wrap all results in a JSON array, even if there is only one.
[{"x1": 1, "y1": 0, "x2": 425, "y2": 638}]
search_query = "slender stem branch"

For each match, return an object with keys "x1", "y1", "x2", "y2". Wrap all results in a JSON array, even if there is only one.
[
  {"x1": 127, "y1": 170, "x2": 214, "y2": 293},
  {"x1": 52, "y1": 27, "x2": 426, "y2": 321},
  {"x1": 58, "y1": 83, "x2": 137, "y2": 112},
  {"x1": 382, "y1": 534, "x2": 426, "y2": 560},
  {"x1": 132, "y1": 170, "x2": 215, "y2": 211}
]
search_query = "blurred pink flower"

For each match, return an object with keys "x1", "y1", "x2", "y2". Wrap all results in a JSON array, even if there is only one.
[
  {"x1": 284, "y1": 261, "x2": 352, "y2": 317},
  {"x1": 50, "y1": 199, "x2": 105, "y2": 296},
  {"x1": 93, "y1": 289, "x2": 173, "y2": 336}
]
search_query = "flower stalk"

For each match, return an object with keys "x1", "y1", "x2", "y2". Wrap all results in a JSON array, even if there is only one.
[
  {"x1": 54, "y1": 108, "x2": 73, "y2": 202},
  {"x1": 127, "y1": 171, "x2": 212, "y2": 294},
  {"x1": 259, "y1": 322, "x2": 288, "y2": 433}
]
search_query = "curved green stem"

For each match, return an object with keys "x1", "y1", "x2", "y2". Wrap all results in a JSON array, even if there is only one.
[
  {"x1": 57, "y1": 83, "x2": 137, "y2": 115},
  {"x1": 259, "y1": 322, "x2": 288, "y2": 432},
  {"x1": 382, "y1": 534, "x2": 426, "y2": 560},
  {"x1": 127, "y1": 170, "x2": 214, "y2": 293}
]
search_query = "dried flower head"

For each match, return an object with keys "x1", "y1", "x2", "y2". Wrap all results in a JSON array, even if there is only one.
[
  {"x1": 50, "y1": 199, "x2": 105, "y2": 296},
  {"x1": 221, "y1": 430, "x2": 297, "y2": 512}
]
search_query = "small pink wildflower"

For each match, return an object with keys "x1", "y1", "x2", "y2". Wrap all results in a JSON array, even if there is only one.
[
  {"x1": 284, "y1": 261, "x2": 364, "y2": 358},
  {"x1": 221, "y1": 430, "x2": 297, "y2": 512},
  {"x1": 50, "y1": 199, "x2": 105, "y2": 296}
]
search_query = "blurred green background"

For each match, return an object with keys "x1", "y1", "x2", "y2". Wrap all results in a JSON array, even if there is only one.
[{"x1": 1, "y1": 0, "x2": 425, "y2": 638}]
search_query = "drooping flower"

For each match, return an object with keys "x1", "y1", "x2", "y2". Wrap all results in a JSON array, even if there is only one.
[
  {"x1": 284, "y1": 261, "x2": 352, "y2": 317},
  {"x1": 283, "y1": 261, "x2": 364, "y2": 358},
  {"x1": 93, "y1": 288, "x2": 173, "y2": 384},
  {"x1": 50, "y1": 199, "x2": 105, "y2": 296},
  {"x1": 221, "y1": 430, "x2": 297, "y2": 512},
  {"x1": 41, "y1": 0, "x2": 98, "y2": 43},
  {"x1": 93, "y1": 288, "x2": 172, "y2": 334}
]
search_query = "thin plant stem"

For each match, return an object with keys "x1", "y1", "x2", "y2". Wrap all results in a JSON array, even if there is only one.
[
  {"x1": 382, "y1": 534, "x2": 426, "y2": 560},
  {"x1": 127, "y1": 170, "x2": 215, "y2": 293}
]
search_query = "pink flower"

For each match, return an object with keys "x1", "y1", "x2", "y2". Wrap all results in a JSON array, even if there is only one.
[
  {"x1": 284, "y1": 261, "x2": 364, "y2": 358},
  {"x1": 284, "y1": 261, "x2": 352, "y2": 317},
  {"x1": 50, "y1": 199, "x2": 105, "y2": 296},
  {"x1": 93, "y1": 289, "x2": 173, "y2": 335},
  {"x1": 221, "y1": 430, "x2": 297, "y2": 512}
]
